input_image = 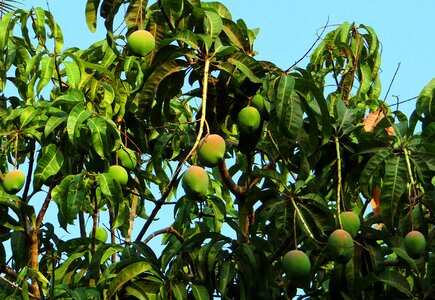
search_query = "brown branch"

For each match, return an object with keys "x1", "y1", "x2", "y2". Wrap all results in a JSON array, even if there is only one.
[
  {"x1": 218, "y1": 159, "x2": 245, "y2": 197},
  {"x1": 125, "y1": 178, "x2": 139, "y2": 245},
  {"x1": 144, "y1": 226, "x2": 183, "y2": 244},
  {"x1": 35, "y1": 183, "x2": 55, "y2": 232},
  {"x1": 79, "y1": 211, "x2": 86, "y2": 238},
  {"x1": 0, "y1": 275, "x2": 38, "y2": 299}
]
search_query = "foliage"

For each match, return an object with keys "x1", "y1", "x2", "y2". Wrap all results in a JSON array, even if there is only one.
[{"x1": 0, "y1": 0, "x2": 434, "y2": 299}]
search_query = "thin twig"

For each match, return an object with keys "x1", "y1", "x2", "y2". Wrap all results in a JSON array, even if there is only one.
[
  {"x1": 0, "y1": 275, "x2": 38, "y2": 299},
  {"x1": 285, "y1": 17, "x2": 330, "y2": 73},
  {"x1": 383, "y1": 62, "x2": 401, "y2": 102}
]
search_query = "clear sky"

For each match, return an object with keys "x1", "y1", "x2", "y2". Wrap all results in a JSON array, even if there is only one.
[
  {"x1": 22, "y1": 0, "x2": 435, "y2": 116},
  {"x1": 14, "y1": 0, "x2": 435, "y2": 245}
]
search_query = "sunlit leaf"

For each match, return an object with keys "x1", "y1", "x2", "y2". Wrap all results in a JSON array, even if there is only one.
[
  {"x1": 227, "y1": 52, "x2": 263, "y2": 83},
  {"x1": 34, "y1": 144, "x2": 64, "y2": 188},
  {"x1": 85, "y1": 0, "x2": 101, "y2": 32},
  {"x1": 67, "y1": 102, "x2": 91, "y2": 143},
  {"x1": 106, "y1": 261, "x2": 154, "y2": 298},
  {"x1": 380, "y1": 156, "x2": 407, "y2": 229}
]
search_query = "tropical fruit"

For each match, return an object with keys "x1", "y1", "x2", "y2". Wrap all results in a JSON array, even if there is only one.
[
  {"x1": 118, "y1": 148, "x2": 137, "y2": 170},
  {"x1": 2, "y1": 169, "x2": 25, "y2": 194},
  {"x1": 127, "y1": 30, "x2": 155, "y2": 56},
  {"x1": 340, "y1": 211, "x2": 360, "y2": 238},
  {"x1": 181, "y1": 166, "x2": 209, "y2": 199},
  {"x1": 237, "y1": 106, "x2": 261, "y2": 134},
  {"x1": 109, "y1": 165, "x2": 129, "y2": 186},
  {"x1": 283, "y1": 250, "x2": 311, "y2": 280},
  {"x1": 94, "y1": 226, "x2": 108, "y2": 243},
  {"x1": 251, "y1": 94, "x2": 268, "y2": 117},
  {"x1": 197, "y1": 134, "x2": 226, "y2": 167},
  {"x1": 327, "y1": 229, "x2": 354, "y2": 263},
  {"x1": 404, "y1": 230, "x2": 426, "y2": 259}
]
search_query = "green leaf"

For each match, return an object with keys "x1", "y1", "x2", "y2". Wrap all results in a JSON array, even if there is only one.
[
  {"x1": 11, "y1": 231, "x2": 28, "y2": 271},
  {"x1": 380, "y1": 156, "x2": 407, "y2": 229},
  {"x1": 139, "y1": 60, "x2": 188, "y2": 115},
  {"x1": 203, "y1": 10, "x2": 223, "y2": 42},
  {"x1": 162, "y1": 0, "x2": 184, "y2": 28},
  {"x1": 85, "y1": 0, "x2": 101, "y2": 32},
  {"x1": 273, "y1": 74, "x2": 304, "y2": 140},
  {"x1": 34, "y1": 144, "x2": 64, "y2": 189},
  {"x1": 170, "y1": 30, "x2": 200, "y2": 50},
  {"x1": 376, "y1": 270, "x2": 412, "y2": 296},
  {"x1": 33, "y1": 7, "x2": 46, "y2": 45},
  {"x1": 336, "y1": 98, "x2": 358, "y2": 134},
  {"x1": 106, "y1": 261, "x2": 154, "y2": 298},
  {"x1": 227, "y1": 52, "x2": 263, "y2": 83},
  {"x1": 51, "y1": 88, "x2": 85, "y2": 107},
  {"x1": 125, "y1": 0, "x2": 149, "y2": 29},
  {"x1": 219, "y1": 259, "x2": 235, "y2": 297},
  {"x1": 190, "y1": 283, "x2": 209, "y2": 300},
  {"x1": 222, "y1": 18, "x2": 246, "y2": 51},
  {"x1": 67, "y1": 102, "x2": 91, "y2": 143},
  {"x1": 54, "y1": 251, "x2": 88, "y2": 281},
  {"x1": 37, "y1": 55, "x2": 55, "y2": 94},
  {"x1": 0, "y1": 12, "x2": 14, "y2": 56},
  {"x1": 359, "y1": 149, "x2": 391, "y2": 195},
  {"x1": 98, "y1": 82, "x2": 115, "y2": 116},
  {"x1": 45, "y1": 10, "x2": 64, "y2": 52},
  {"x1": 19, "y1": 106, "x2": 37, "y2": 129},
  {"x1": 171, "y1": 282, "x2": 187, "y2": 300},
  {"x1": 201, "y1": 2, "x2": 232, "y2": 19},
  {"x1": 87, "y1": 116, "x2": 108, "y2": 159},
  {"x1": 70, "y1": 287, "x2": 100, "y2": 300},
  {"x1": 62, "y1": 187, "x2": 86, "y2": 230},
  {"x1": 44, "y1": 114, "x2": 67, "y2": 137},
  {"x1": 391, "y1": 247, "x2": 418, "y2": 273},
  {"x1": 416, "y1": 78, "x2": 435, "y2": 119},
  {"x1": 64, "y1": 61, "x2": 81, "y2": 89}
]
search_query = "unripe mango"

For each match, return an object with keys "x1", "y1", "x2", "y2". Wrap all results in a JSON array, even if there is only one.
[
  {"x1": 118, "y1": 148, "x2": 137, "y2": 170},
  {"x1": 404, "y1": 230, "x2": 426, "y2": 259},
  {"x1": 237, "y1": 106, "x2": 261, "y2": 134},
  {"x1": 197, "y1": 134, "x2": 226, "y2": 167},
  {"x1": 2, "y1": 169, "x2": 25, "y2": 194},
  {"x1": 95, "y1": 226, "x2": 108, "y2": 243},
  {"x1": 327, "y1": 229, "x2": 354, "y2": 263},
  {"x1": 127, "y1": 30, "x2": 155, "y2": 56},
  {"x1": 181, "y1": 166, "x2": 209, "y2": 199},
  {"x1": 109, "y1": 165, "x2": 128, "y2": 186},
  {"x1": 283, "y1": 250, "x2": 311, "y2": 280},
  {"x1": 340, "y1": 211, "x2": 360, "y2": 238}
]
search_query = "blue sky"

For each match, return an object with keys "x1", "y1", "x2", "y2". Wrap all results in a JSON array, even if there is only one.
[
  {"x1": 23, "y1": 0, "x2": 435, "y2": 116},
  {"x1": 15, "y1": 0, "x2": 434, "y2": 245}
]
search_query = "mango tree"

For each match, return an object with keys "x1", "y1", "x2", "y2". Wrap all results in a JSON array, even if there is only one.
[{"x1": 0, "y1": 0, "x2": 434, "y2": 299}]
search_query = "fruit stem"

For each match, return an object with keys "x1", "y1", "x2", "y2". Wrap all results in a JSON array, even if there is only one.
[
  {"x1": 13, "y1": 134, "x2": 18, "y2": 169},
  {"x1": 139, "y1": 0, "x2": 143, "y2": 28},
  {"x1": 135, "y1": 58, "x2": 211, "y2": 241},
  {"x1": 404, "y1": 147, "x2": 417, "y2": 229},
  {"x1": 335, "y1": 136, "x2": 343, "y2": 229}
]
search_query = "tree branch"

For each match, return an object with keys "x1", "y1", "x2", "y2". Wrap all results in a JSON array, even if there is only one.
[{"x1": 136, "y1": 58, "x2": 211, "y2": 242}]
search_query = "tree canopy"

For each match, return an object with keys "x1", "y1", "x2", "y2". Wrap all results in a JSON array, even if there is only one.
[{"x1": 0, "y1": 0, "x2": 434, "y2": 299}]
